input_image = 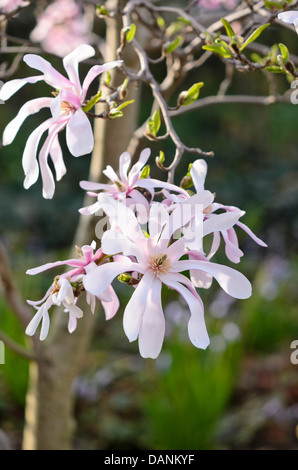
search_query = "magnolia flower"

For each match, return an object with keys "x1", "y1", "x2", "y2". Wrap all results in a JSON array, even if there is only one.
[
  {"x1": 30, "y1": 0, "x2": 92, "y2": 57},
  {"x1": 83, "y1": 194, "x2": 252, "y2": 359},
  {"x1": 26, "y1": 241, "x2": 120, "y2": 340},
  {"x1": 278, "y1": 11, "x2": 298, "y2": 33},
  {"x1": 79, "y1": 148, "x2": 188, "y2": 222},
  {"x1": 26, "y1": 278, "x2": 84, "y2": 340},
  {"x1": 0, "y1": 45, "x2": 122, "y2": 198},
  {"x1": 164, "y1": 159, "x2": 267, "y2": 264}
]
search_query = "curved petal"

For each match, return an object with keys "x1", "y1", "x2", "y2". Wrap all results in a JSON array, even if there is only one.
[
  {"x1": 278, "y1": 11, "x2": 298, "y2": 24},
  {"x1": 101, "y1": 286, "x2": 120, "y2": 320},
  {"x1": 2, "y1": 97, "x2": 52, "y2": 146},
  {"x1": 119, "y1": 151, "x2": 131, "y2": 183},
  {"x1": 0, "y1": 75, "x2": 44, "y2": 101},
  {"x1": 50, "y1": 134, "x2": 66, "y2": 181},
  {"x1": 161, "y1": 272, "x2": 209, "y2": 350},
  {"x1": 82, "y1": 60, "x2": 123, "y2": 99},
  {"x1": 66, "y1": 108, "x2": 94, "y2": 156},
  {"x1": 236, "y1": 221, "x2": 267, "y2": 247},
  {"x1": 123, "y1": 271, "x2": 154, "y2": 342},
  {"x1": 102, "y1": 165, "x2": 119, "y2": 183},
  {"x1": 138, "y1": 277, "x2": 165, "y2": 359},
  {"x1": 79, "y1": 180, "x2": 112, "y2": 192},
  {"x1": 128, "y1": 148, "x2": 151, "y2": 185},
  {"x1": 83, "y1": 259, "x2": 144, "y2": 296},
  {"x1": 203, "y1": 211, "x2": 241, "y2": 237},
  {"x1": 101, "y1": 229, "x2": 148, "y2": 264},
  {"x1": 63, "y1": 44, "x2": 95, "y2": 89},
  {"x1": 171, "y1": 259, "x2": 252, "y2": 299},
  {"x1": 24, "y1": 54, "x2": 73, "y2": 89}
]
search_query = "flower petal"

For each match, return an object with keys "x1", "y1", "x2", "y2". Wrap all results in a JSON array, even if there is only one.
[
  {"x1": 2, "y1": 97, "x2": 52, "y2": 146},
  {"x1": 138, "y1": 277, "x2": 165, "y2": 359},
  {"x1": 203, "y1": 211, "x2": 241, "y2": 237},
  {"x1": 24, "y1": 54, "x2": 73, "y2": 89},
  {"x1": 190, "y1": 159, "x2": 208, "y2": 193},
  {"x1": 66, "y1": 108, "x2": 94, "y2": 156},
  {"x1": 161, "y1": 272, "x2": 209, "y2": 350},
  {"x1": 82, "y1": 60, "x2": 123, "y2": 99},
  {"x1": 123, "y1": 271, "x2": 154, "y2": 342},
  {"x1": 171, "y1": 259, "x2": 252, "y2": 299},
  {"x1": 63, "y1": 44, "x2": 95, "y2": 88},
  {"x1": 0, "y1": 75, "x2": 44, "y2": 101},
  {"x1": 101, "y1": 286, "x2": 120, "y2": 320},
  {"x1": 83, "y1": 259, "x2": 143, "y2": 296}
]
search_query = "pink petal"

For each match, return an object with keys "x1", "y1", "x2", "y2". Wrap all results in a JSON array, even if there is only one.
[
  {"x1": 66, "y1": 108, "x2": 94, "y2": 156},
  {"x1": 101, "y1": 286, "x2": 120, "y2": 320},
  {"x1": 128, "y1": 148, "x2": 151, "y2": 184},
  {"x1": 236, "y1": 221, "x2": 267, "y2": 247},
  {"x1": 119, "y1": 151, "x2": 131, "y2": 183},
  {"x1": 138, "y1": 277, "x2": 165, "y2": 359},
  {"x1": 79, "y1": 180, "x2": 112, "y2": 191},
  {"x1": 50, "y1": 134, "x2": 66, "y2": 181}
]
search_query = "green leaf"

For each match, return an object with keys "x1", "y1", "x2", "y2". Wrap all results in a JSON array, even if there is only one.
[
  {"x1": 279, "y1": 43, "x2": 290, "y2": 62},
  {"x1": 202, "y1": 43, "x2": 232, "y2": 58},
  {"x1": 178, "y1": 82, "x2": 204, "y2": 107},
  {"x1": 265, "y1": 65, "x2": 284, "y2": 73},
  {"x1": 140, "y1": 164, "x2": 150, "y2": 179},
  {"x1": 178, "y1": 16, "x2": 192, "y2": 26},
  {"x1": 164, "y1": 35, "x2": 182, "y2": 54},
  {"x1": 147, "y1": 109, "x2": 161, "y2": 137},
  {"x1": 82, "y1": 90, "x2": 102, "y2": 112},
  {"x1": 122, "y1": 23, "x2": 136, "y2": 43},
  {"x1": 239, "y1": 23, "x2": 270, "y2": 52},
  {"x1": 116, "y1": 99, "x2": 135, "y2": 111},
  {"x1": 221, "y1": 17, "x2": 236, "y2": 39},
  {"x1": 157, "y1": 16, "x2": 165, "y2": 29},
  {"x1": 263, "y1": 0, "x2": 285, "y2": 9}
]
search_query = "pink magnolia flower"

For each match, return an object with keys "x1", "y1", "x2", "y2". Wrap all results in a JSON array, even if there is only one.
[
  {"x1": 26, "y1": 241, "x2": 120, "y2": 340},
  {"x1": 79, "y1": 148, "x2": 188, "y2": 221},
  {"x1": 83, "y1": 194, "x2": 252, "y2": 359},
  {"x1": 0, "y1": 0, "x2": 28, "y2": 13},
  {"x1": 0, "y1": 45, "x2": 122, "y2": 198},
  {"x1": 30, "y1": 0, "x2": 92, "y2": 57}
]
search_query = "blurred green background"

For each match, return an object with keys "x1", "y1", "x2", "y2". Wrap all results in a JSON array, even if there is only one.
[{"x1": 1, "y1": 1, "x2": 298, "y2": 450}]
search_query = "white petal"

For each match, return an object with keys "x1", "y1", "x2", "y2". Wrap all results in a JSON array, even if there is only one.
[
  {"x1": 190, "y1": 159, "x2": 208, "y2": 193},
  {"x1": 0, "y1": 75, "x2": 44, "y2": 101},
  {"x1": 63, "y1": 44, "x2": 95, "y2": 88},
  {"x1": 138, "y1": 277, "x2": 165, "y2": 359},
  {"x1": 203, "y1": 211, "x2": 241, "y2": 237},
  {"x1": 101, "y1": 286, "x2": 120, "y2": 320},
  {"x1": 171, "y1": 259, "x2": 252, "y2": 299},
  {"x1": 82, "y1": 61, "x2": 123, "y2": 99},
  {"x1": 83, "y1": 260, "x2": 143, "y2": 296},
  {"x1": 119, "y1": 151, "x2": 131, "y2": 182},
  {"x1": 66, "y1": 108, "x2": 94, "y2": 156},
  {"x1": 2, "y1": 97, "x2": 52, "y2": 146},
  {"x1": 162, "y1": 273, "x2": 209, "y2": 349},
  {"x1": 278, "y1": 11, "x2": 298, "y2": 24},
  {"x1": 24, "y1": 54, "x2": 72, "y2": 89},
  {"x1": 123, "y1": 272, "x2": 154, "y2": 342}
]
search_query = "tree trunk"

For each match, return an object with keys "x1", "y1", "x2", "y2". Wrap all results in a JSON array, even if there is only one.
[{"x1": 22, "y1": 0, "x2": 140, "y2": 450}]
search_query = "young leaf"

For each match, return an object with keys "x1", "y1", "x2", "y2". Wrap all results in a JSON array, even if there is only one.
[
  {"x1": 221, "y1": 18, "x2": 236, "y2": 39},
  {"x1": 239, "y1": 23, "x2": 270, "y2": 52},
  {"x1": 122, "y1": 23, "x2": 136, "y2": 43},
  {"x1": 140, "y1": 165, "x2": 150, "y2": 179},
  {"x1": 164, "y1": 35, "x2": 182, "y2": 54},
  {"x1": 83, "y1": 90, "x2": 102, "y2": 112},
  {"x1": 147, "y1": 109, "x2": 161, "y2": 137},
  {"x1": 116, "y1": 100, "x2": 135, "y2": 111},
  {"x1": 279, "y1": 43, "x2": 290, "y2": 62},
  {"x1": 178, "y1": 82, "x2": 204, "y2": 107}
]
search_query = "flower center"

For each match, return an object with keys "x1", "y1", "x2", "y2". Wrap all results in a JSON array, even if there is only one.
[
  {"x1": 61, "y1": 101, "x2": 76, "y2": 115},
  {"x1": 148, "y1": 254, "x2": 171, "y2": 277}
]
